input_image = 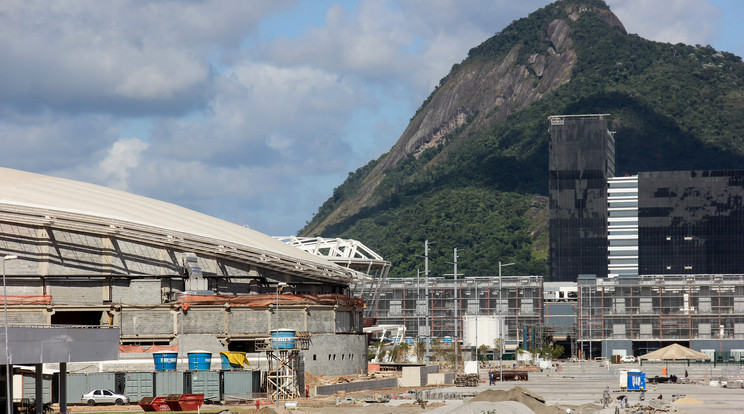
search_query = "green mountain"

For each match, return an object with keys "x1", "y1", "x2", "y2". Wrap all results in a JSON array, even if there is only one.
[{"x1": 299, "y1": 0, "x2": 744, "y2": 279}]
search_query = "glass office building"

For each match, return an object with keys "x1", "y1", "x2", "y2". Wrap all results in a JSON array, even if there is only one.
[
  {"x1": 548, "y1": 114, "x2": 615, "y2": 281},
  {"x1": 638, "y1": 170, "x2": 744, "y2": 275}
]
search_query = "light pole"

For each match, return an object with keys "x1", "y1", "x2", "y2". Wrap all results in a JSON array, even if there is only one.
[
  {"x1": 474, "y1": 279, "x2": 479, "y2": 367},
  {"x1": 3, "y1": 254, "x2": 18, "y2": 414},
  {"x1": 499, "y1": 261, "x2": 514, "y2": 382},
  {"x1": 274, "y1": 281, "x2": 287, "y2": 407},
  {"x1": 424, "y1": 240, "x2": 430, "y2": 362},
  {"x1": 416, "y1": 269, "x2": 420, "y2": 344},
  {"x1": 453, "y1": 248, "x2": 458, "y2": 345}
]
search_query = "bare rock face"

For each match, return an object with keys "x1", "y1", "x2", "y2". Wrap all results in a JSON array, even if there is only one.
[{"x1": 304, "y1": 4, "x2": 620, "y2": 235}]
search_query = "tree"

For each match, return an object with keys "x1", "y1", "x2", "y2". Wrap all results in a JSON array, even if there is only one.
[{"x1": 391, "y1": 343, "x2": 410, "y2": 362}]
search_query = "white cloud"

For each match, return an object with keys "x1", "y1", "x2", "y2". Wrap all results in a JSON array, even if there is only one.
[
  {"x1": 608, "y1": 0, "x2": 720, "y2": 46},
  {"x1": 98, "y1": 138, "x2": 150, "y2": 191},
  {"x1": 0, "y1": 0, "x2": 290, "y2": 113}
]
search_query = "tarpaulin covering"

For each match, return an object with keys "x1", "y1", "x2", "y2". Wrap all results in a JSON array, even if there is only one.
[
  {"x1": 220, "y1": 351, "x2": 249, "y2": 367},
  {"x1": 0, "y1": 295, "x2": 52, "y2": 305},
  {"x1": 178, "y1": 292, "x2": 364, "y2": 311},
  {"x1": 120, "y1": 344, "x2": 180, "y2": 353}
]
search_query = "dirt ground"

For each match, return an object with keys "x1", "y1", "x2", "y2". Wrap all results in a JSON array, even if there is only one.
[{"x1": 55, "y1": 361, "x2": 744, "y2": 414}]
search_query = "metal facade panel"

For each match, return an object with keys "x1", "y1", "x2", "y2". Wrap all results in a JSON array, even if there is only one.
[
  {"x1": 124, "y1": 372, "x2": 155, "y2": 401},
  {"x1": 186, "y1": 371, "x2": 221, "y2": 401},
  {"x1": 21, "y1": 374, "x2": 52, "y2": 403},
  {"x1": 154, "y1": 372, "x2": 184, "y2": 396},
  {"x1": 334, "y1": 311, "x2": 352, "y2": 333},
  {"x1": 65, "y1": 374, "x2": 91, "y2": 403},
  {"x1": 222, "y1": 371, "x2": 254, "y2": 395},
  {"x1": 1, "y1": 326, "x2": 119, "y2": 365},
  {"x1": 87, "y1": 372, "x2": 117, "y2": 391}
]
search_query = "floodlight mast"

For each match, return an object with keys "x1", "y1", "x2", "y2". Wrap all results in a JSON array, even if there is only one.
[
  {"x1": 499, "y1": 261, "x2": 515, "y2": 382},
  {"x1": 4, "y1": 254, "x2": 19, "y2": 414}
]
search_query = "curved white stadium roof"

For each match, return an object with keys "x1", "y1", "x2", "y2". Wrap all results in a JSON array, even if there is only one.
[{"x1": 0, "y1": 167, "x2": 356, "y2": 283}]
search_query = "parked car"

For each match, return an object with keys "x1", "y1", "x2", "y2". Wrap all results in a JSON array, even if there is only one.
[
  {"x1": 620, "y1": 355, "x2": 637, "y2": 363},
  {"x1": 81, "y1": 389, "x2": 130, "y2": 406}
]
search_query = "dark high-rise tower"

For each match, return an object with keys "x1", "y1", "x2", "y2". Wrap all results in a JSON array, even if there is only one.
[
  {"x1": 548, "y1": 114, "x2": 615, "y2": 282},
  {"x1": 638, "y1": 170, "x2": 744, "y2": 275}
]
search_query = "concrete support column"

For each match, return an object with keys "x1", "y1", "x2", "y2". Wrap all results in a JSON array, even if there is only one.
[
  {"x1": 59, "y1": 363, "x2": 67, "y2": 414},
  {"x1": 34, "y1": 364, "x2": 42, "y2": 414}
]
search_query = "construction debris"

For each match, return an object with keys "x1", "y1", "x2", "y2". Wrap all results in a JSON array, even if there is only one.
[{"x1": 455, "y1": 374, "x2": 479, "y2": 387}]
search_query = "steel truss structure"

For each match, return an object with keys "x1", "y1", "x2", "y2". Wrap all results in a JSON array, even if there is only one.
[
  {"x1": 277, "y1": 237, "x2": 391, "y2": 318},
  {"x1": 357, "y1": 276, "x2": 543, "y2": 344},
  {"x1": 578, "y1": 274, "x2": 744, "y2": 358}
]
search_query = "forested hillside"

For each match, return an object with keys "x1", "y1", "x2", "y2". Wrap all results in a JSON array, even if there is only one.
[{"x1": 300, "y1": 0, "x2": 744, "y2": 279}]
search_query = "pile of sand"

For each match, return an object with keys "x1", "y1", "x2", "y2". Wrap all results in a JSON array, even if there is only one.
[
  {"x1": 470, "y1": 386, "x2": 564, "y2": 414},
  {"x1": 672, "y1": 396, "x2": 703, "y2": 404}
]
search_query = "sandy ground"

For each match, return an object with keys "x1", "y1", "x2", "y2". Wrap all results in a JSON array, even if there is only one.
[{"x1": 57, "y1": 361, "x2": 744, "y2": 414}]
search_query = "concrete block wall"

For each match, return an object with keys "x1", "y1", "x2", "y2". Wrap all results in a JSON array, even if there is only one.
[
  {"x1": 303, "y1": 334, "x2": 367, "y2": 376},
  {"x1": 314, "y1": 378, "x2": 399, "y2": 396},
  {"x1": 6, "y1": 310, "x2": 47, "y2": 324},
  {"x1": 113, "y1": 279, "x2": 163, "y2": 304}
]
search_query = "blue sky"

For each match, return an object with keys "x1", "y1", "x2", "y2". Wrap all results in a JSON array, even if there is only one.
[{"x1": 1, "y1": 0, "x2": 742, "y2": 236}]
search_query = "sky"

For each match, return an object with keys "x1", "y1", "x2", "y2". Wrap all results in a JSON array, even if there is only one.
[{"x1": 1, "y1": 0, "x2": 743, "y2": 237}]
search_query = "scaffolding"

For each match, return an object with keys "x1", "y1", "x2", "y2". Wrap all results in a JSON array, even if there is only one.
[
  {"x1": 358, "y1": 276, "x2": 543, "y2": 346},
  {"x1": 577, "y1": 274, "x2": 744, "y2": 358},
  {"x1": 255, "y1": 333, "x2": 311, "y2": 401}
]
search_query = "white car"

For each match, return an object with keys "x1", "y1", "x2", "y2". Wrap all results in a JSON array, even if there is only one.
[
  {"x1": 620, "y1": 355, "x2": 637, "y2": 363},
  {"x1": 81, "y1": 389, "x2": 130, "y2": 406}
]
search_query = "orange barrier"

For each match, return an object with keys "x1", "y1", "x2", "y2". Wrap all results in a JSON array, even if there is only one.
[
  {"x1": 0, "y1": 295, "x2": 52, "y2": 305},
  {"x1": 120, "y1": 345, "x2": 179, "y2": 353},
  {"x1": 179, "y1": 292, "x2": 363, "y2": 311}
]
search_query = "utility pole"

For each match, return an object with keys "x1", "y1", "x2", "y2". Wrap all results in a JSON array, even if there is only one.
[
  {"x1": 453, "y1": 248, "x2": 459, "y2": 374},
  {"x1": 416, "y1": 269, "x2": 420, "y2": 343},
  {"x1": 499, "y1": 261, "x2": 515, "y2": 382},
  {"x1": 424, "y1": 240, "x2": 430, "y2": 362}
]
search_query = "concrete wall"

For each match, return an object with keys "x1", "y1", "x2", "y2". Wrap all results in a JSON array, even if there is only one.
[
  {"x1": 428, "y1": 372, "x2": 454, "y2": 385},
  {"x1": 602, "y1": 339, "x2": 633, "y2": 358},
  {"x1": 690, "y1": 339, "x2": 744, "y2": 353},
  {"x1": 302, "y1": 334, "x2": 367, "y2": 376},
  {"x1": 314, "y1": 378, "x2": 399, "y2": 396},
  {"x1": 113, "y1": 279, "x2": 163, "y2": 304},
  {"x1": 399, "y1": 366, "x2": 426, "y2": 387},
  {"x1": 5, "y1": 310, "x2": 47, "y2": 324}
]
